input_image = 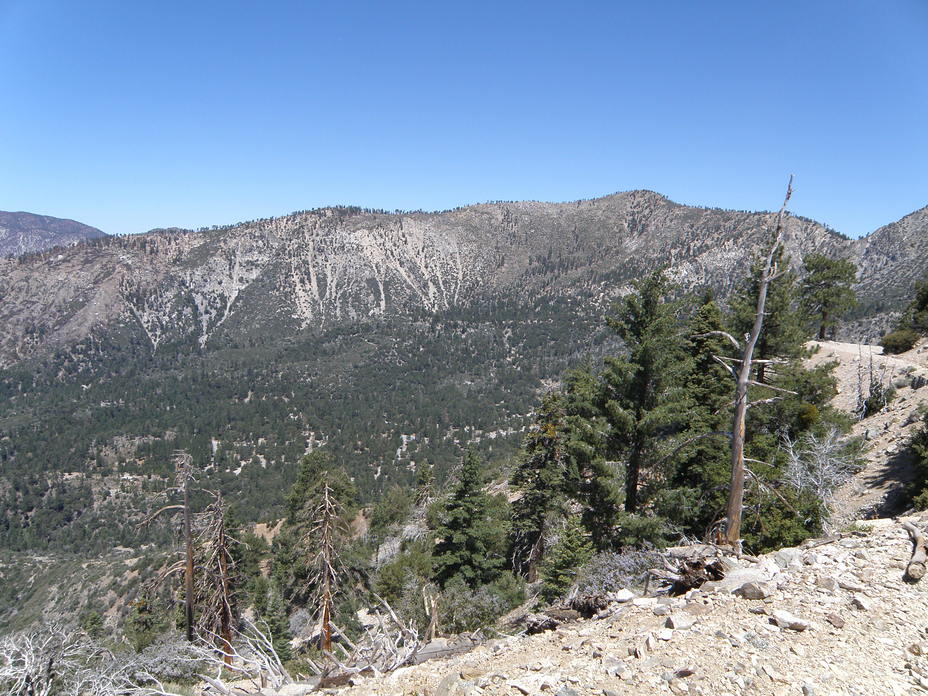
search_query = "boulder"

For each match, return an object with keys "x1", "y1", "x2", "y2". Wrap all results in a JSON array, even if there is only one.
[
  {"x1": 771, "y1": 609, "x2": 809, "y2": 631},
  {"x1": 734, "y1": 581, "x2": 775, "y2": 600}
]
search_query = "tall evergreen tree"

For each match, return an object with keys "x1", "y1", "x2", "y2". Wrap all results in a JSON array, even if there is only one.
[
  {"x1": 799, "y1": 253, "x2": 857, "y2": 340},
  {"x1": 509, "y1": 393, "x2": 569, "y2": 581},
  {"x1": 600, "y1": 270, "x2": 692, "y2": 514},
  {"x1": 660, "y1": 294, "x2": 733, "y2": 536},
  {"x1": 558, "y1": 367, "x2": 621, "y2": 550},
  {"x1": 432, "y1": 449, "x2": 507, "y2": 588},
  {"x1": 285, "y1": 450, "x2": 357, "y2": 524},
  {"x1": 274, "y1": 449, "x2": 358, "y2": 606}
]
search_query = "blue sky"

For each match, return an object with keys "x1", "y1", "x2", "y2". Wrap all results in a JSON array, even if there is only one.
[{"x1": 1, "y1": 1, "x2": 925, "y2": 237}]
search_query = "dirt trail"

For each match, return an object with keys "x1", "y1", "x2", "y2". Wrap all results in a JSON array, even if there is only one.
[{"x1": 808, "y1": 340, "x2": 928, "y2": 525}]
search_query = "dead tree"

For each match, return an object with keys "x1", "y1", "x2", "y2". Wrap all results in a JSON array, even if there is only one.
[
  {"x1": 140, "y1": 450, "x2": 196, "y2": 641},
  {"x1": 194, "y1": 491, "x2": 239, "y2": 663},
  {"x1": 304, "y1": 480, "x2": 348, "y2": 655},
  {"x1": 700, "y1": 178, "x2": 797, "y2": 550},
  {"x1": 725, "y1": 178, "x2": 799, "y2": 548}
]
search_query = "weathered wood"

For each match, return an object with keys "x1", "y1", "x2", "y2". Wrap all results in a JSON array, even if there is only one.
[
  {"x1": 724, "y1": 176, "x2": 793, "y2": 549},
  {"x1": 903, "y1": 521, "x2": 927, "y2": 581}
]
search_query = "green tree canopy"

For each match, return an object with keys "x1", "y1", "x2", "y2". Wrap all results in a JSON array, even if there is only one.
[
  {"x1": 799, "y1": 253, "x2": 857, "y2": 340},
  {"x1": 431, "y1": 449, "x2": 508, "y2": 588},
  {"x1": 600, "y1": 270, "x2": 692, "y2": 515},
  {"x1": 658, "y1": 293, "x2": 734, "y2": 537},
  {"x1": 508, "y1": 392, "x2": 569, "y2": 580},
  {"x1": 730, "y1": 248, "x2": 807, "y2": 382}
]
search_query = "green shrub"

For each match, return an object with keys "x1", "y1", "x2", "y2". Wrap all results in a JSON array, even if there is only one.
[
  {"x1": 539, "y1": 517, "x2": 593, "y2": 603},
  {"x1": 881, "y1": 329, "x2": 920, "y2": 354},
  {"x1": 863, "y1": 381, "x2": 895, "y2": 418},
  {"x1": 438, "y1": 572, "x2": 525, "y2": 633}
]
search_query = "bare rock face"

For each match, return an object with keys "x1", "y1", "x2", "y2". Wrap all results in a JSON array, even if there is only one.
[{"x1": 0, "y1": 210, "x2": 106, "y2": 257}]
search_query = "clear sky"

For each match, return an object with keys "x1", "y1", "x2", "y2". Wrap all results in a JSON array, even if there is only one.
[{"x1": 1, "y1": 1, "x2": 925, "y2": 238}]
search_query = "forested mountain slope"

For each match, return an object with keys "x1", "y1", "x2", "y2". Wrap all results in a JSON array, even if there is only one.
[{"x1": 0, "y1": 191, "x2": 925, "y2": 554}]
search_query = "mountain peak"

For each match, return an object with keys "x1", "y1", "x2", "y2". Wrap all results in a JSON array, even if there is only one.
[{"x1": 0, "y1": 211, "x2": 106, "y2": 257}]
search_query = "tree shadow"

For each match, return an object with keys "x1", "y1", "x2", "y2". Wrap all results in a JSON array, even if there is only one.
[{"x1": 857, "y1": 447, "x2": 919, "y2": 519}]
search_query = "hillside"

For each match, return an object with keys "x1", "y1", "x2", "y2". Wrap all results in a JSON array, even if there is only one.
[
  {"x1": 0, "y1": 192, "x2": 926, "y2": 557},
  {"x1": 339, "y1": 516, "x2": 928, "y2": 696},
  {"x1": 0, "y1": 210, "x2": 106, "y2": 257},
  {"x1": 810, "y1": 340, "x2": 928, "y2": 525}
]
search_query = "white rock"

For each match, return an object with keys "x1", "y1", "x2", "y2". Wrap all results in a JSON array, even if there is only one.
[
  {"x1": 611, "y1": 588, "x2": 635, "y2": 603},
  {"x1": 603, "y1": 656, "x2": 627, "y2": 677},
  {"x1": 771, "y1": 609, "x2": 809, "y2": 631},
  {"x1": 666, "y1": 613, "x2": 697, "y2": 630},
  {"x1": 632, "y1": 597, "x2": 657, "y2": 608},
  {"x1": 838, "y1": 578, "x2": 867, "y2": 592}
]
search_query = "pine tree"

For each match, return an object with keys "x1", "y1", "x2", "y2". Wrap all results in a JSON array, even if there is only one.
[
  {"x1": 285, "y1": 450, "x2": 356, "y2": 524},
  {"x1": 539, "y1": 516, "x2": 593, "y2": 602},
  {"x1": 661, "y1": 294, "x2": 733, "y2": 536},
  {"x1": 415, "y1": 459, "x2": 435, "y2": 505},
  {"x1": 895, "y1": 271, "x2": 928, "y2": 334},
  {"x1": 509, "y1": 393, "x2": 569, "y2": 581},
  {"x1": 560, "y1": 368, "x2": 620, "y2": 551},
  {"x1": 799, "y1": 254, "x2": 857, "y2": 340},
  {"x1": 256, "y1": 580, "x2": 293, "y2": 663},
  {"x1": 432, "y1": 449, "x2": 507, "y2": 588},
  {"x1": 600, "y1": 270, "x2": 692, "y2": 514}
]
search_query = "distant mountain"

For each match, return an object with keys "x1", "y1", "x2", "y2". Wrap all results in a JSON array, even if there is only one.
[
  {"x1": 0, "y1": 211, "x2": 106, "y2": 257},
  {"x1": 0, "y1": 191, "x2": 925, "y2": 555},
  {"x1": 852, "y1": 205, "x2": 928, "y2": 323}
]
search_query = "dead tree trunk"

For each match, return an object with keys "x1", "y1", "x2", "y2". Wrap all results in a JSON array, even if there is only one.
[
  {"x1": 903, "y1": 521, "x2": 927, "y2": 581},
  {"x1": 193, "y1": 491, "x2": 237, "y2": 662},
  {"x1": 724, "y1": 177, "x2": 793, "y2": 549},
  {"x1": 183, "y1": 471, "x2": 195, "y2": 642},
  {"x1": 309, "y1": 481, "x2": 345, "y2": 656},
  {"x1": 216, "y1": 516, "x2": 233, "y2": 664}
]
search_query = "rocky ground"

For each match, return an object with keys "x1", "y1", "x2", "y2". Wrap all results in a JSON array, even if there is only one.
[{"x1": 339, "y1": 517, "x2": 928, "y2": 696}]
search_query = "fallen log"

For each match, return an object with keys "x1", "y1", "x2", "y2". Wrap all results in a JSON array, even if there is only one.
[{"x1": 902, "y1": 521, "x2": 927, "y2": 581}]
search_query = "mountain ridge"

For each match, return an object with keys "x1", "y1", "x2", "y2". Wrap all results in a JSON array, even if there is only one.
[
  {"x1": 0, "y1": 210, "x2": 107, "y2": 258},
  {"x1": 0, "y1": 189, "x2": 889, "y2": 368}
]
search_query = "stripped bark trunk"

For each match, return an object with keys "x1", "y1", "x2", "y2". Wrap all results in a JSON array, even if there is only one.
[
  {"x1": 183, "y1": 466, "x2": 195, "y2": 642},
  {"x1": 216, "y1": 506, "x2": 233, "y2": 663},
  {"x1": 724, "y1": 177, "x2": 793, "y2": 549},
  {"x1": 310, "y1": 482, "x2": 343, "y2": 656}
]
